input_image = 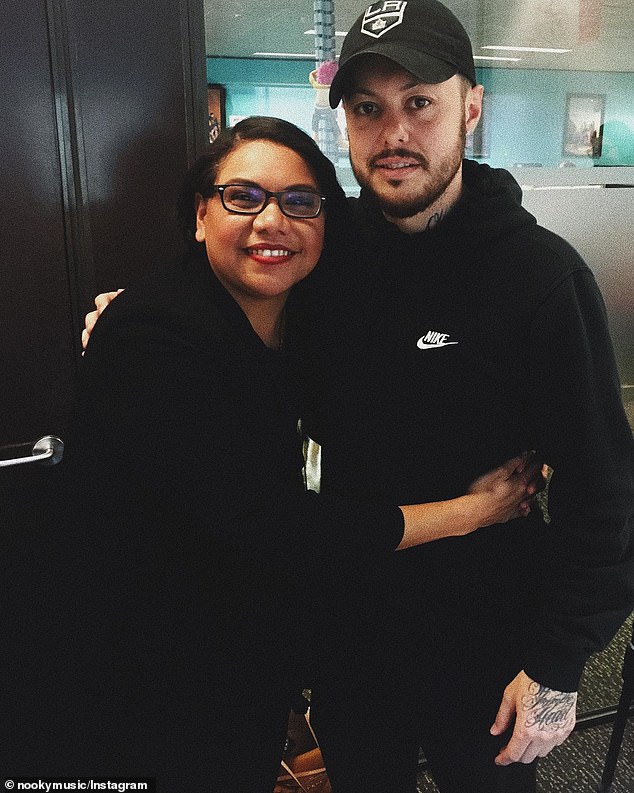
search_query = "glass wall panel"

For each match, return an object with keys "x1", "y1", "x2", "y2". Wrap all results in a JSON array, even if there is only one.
[
  {"x1": 203, "y1": 0, "x2": 633, "y2": 390},
  {"x1": 204, "y1": 1, "x2": 633, "y2": 170}
]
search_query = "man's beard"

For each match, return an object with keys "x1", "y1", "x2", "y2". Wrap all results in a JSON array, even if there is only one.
[{"x1": 352, "y1": 122, "x2": 466, "y2": 220}]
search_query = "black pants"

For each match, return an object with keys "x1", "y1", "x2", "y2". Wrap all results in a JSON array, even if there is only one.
[
  {"x1": 311, "y1": 621, "x2": 537, "y2": 793},
  {"x1": 2, "y1": 652, "x2": 292, "y2": 792}
]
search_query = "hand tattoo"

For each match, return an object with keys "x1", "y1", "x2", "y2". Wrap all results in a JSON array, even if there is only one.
[{"x1": 521, "y1": 681, "x2": 576, "y2": 732}]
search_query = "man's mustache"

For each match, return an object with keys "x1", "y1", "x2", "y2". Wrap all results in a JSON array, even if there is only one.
[{"x1": 369, "y1": 149, "x2": 428, "y2": 169}]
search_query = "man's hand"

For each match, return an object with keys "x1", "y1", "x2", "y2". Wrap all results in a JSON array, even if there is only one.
[
  {"x1": 81, "y1": 290, "x2": 124, "y2": 351},
  {"x1": 491, "y1": 670, "x2": 576, "y2": 765}
]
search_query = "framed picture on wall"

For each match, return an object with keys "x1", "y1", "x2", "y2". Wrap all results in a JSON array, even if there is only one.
[
  {"x1": 465, "y1": 92, "x2": 491, "y2": 159},
  {"x1": 563, "y1": 94, "x2": 605, "y2": 158},
  {"x1": 208, "y1": 84, "x2": 226, "y2": 142}
]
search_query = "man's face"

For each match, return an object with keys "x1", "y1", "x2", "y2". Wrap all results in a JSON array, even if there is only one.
[{"x1": 343, "y1": 57, "x2": 482, "y2": 220}]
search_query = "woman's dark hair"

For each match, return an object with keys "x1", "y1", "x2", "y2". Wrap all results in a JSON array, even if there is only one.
[{"x1": 177, "y1": 116, "x2": 349, "y2": 256}]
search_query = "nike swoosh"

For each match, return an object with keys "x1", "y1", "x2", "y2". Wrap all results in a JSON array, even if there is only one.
[{"x1": 417, "y1": 339, "x2": 459, "y2": 349}]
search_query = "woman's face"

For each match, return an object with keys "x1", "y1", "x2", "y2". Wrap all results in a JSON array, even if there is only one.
[{"x1": 195, "y1": 140, "x2": 325, "y2": 309}]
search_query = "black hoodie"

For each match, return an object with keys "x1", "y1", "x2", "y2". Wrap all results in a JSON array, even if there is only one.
[{"x1": 299, "y1": 160, "x2": 634, "y2": 692}]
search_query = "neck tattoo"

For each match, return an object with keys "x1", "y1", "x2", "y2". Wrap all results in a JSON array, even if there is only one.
[{"x1": 426, "y1": 209, "x2": 447, "y2": 231}]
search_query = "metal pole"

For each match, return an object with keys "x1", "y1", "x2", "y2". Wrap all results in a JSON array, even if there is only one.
[
  {"x1": 597, "y1": 625, "x2": 634, "y2": 792},
  {"x1": 313, "y1": 0, "x2": 336, "y2": 66},
  {"x1": 311, "y1": 0, "x2": 339, "y2": 160}
]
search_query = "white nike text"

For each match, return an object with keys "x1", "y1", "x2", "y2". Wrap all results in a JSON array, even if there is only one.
[{"x1": 417, "y1": 330, "x2": 459, "y2": 349}]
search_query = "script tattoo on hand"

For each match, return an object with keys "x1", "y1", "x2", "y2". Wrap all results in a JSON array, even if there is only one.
[{"x1": 521, "y1": 681, "x2": 576, "y2": 732}]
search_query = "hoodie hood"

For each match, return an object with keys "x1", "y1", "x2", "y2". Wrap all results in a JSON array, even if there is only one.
[{"x1": 458, "y1": 159, "x2": 535, "y2": 242}]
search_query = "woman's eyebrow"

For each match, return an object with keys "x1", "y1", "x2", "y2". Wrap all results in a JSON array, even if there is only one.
[{"x1": 225, "y1": 179, "x2": 319, "y2": 191}]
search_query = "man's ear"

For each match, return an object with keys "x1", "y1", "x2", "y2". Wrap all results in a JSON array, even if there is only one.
[
  {"x1": 194, "y1": 192, "x2": 207, "y2": 243},
  {"x1": 465, "y1": 84, "x2": 484, "y2": 134}
]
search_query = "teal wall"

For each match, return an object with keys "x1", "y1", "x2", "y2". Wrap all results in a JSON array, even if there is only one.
[{"x1": 208, "y1": 57, "x2": 634, "y2": 169}]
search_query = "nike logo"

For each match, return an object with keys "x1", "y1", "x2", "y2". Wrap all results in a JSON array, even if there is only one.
[
  {"x1": 417, "y1": 340, "x2": 459, "y2": 349},
  {"x1": 417, "y1": 331, "x2": 459, "y2": 350}
]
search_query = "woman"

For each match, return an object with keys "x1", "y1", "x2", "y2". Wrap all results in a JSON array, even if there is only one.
[{"x1": 68, "y1": 117, "x2": 535, "y2": 789}]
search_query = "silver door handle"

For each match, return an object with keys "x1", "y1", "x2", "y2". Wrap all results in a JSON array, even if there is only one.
[{"x1": 0, "y1": 436, "x2": 64, "y2": 468}]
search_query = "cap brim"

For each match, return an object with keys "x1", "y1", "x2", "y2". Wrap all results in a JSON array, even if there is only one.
[{"x1": 329, "y1": 44, "x2": 458, "y2": 108}]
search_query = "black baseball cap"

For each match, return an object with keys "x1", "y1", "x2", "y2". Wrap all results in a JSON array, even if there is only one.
[{"x1": 329, "y1": 0, "x2": 476, "y2": 108}]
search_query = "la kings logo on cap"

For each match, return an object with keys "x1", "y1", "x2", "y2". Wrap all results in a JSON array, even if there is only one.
[{"x1": 361, "y1": 1, "x2": 408, "y2": 39}]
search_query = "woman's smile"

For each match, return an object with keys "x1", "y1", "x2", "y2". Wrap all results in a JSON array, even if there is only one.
[{"x1": 246, "y1": 245, "x2": 298, "y2": 264}]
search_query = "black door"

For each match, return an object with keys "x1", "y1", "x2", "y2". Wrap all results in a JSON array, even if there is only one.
[{"x1": 0, "y1": 0, "x2": 206, "y2": 774}]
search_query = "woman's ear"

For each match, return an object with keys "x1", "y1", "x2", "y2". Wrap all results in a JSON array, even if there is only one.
[{"x1": 194, "y1": 192, "x2": 207, "y2": 243}]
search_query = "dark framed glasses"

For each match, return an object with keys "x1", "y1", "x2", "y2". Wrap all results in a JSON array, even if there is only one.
[{"x1": 211, "y1": 184, "x2": 326, "y2": 219}]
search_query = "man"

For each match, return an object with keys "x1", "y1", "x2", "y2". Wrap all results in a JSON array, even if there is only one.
[
  {"x1": 82, "y1": 2, "x2": 633, "y2": 790},
  {"x1": 294, "y1": 1, "x2": 634, "y2": 792}
]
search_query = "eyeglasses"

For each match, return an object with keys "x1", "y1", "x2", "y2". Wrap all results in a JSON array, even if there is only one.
[{"x1": 211, "y1": 184, "x2": 326, "y2": 219}]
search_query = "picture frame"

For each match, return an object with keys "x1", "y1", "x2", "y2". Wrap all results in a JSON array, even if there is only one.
[
  {"x1": 207, "y1": 84, "x2": 226, "y2": 142},
  {"x1": 563, "y1": 93, "x2": 605, "y2": 158}
]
